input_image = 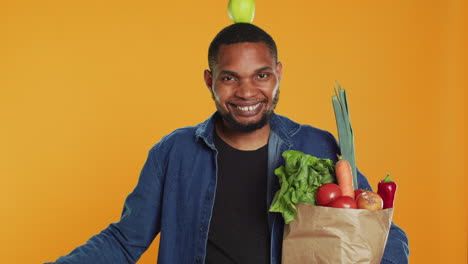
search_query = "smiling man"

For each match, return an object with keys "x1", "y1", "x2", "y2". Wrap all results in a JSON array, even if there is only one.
[
  {"x1": 203, "y1": 32, "x2": 283, "y2": 263},
  {"x1": 47, "y1": 23, "x2": 409, "y2": 264}
]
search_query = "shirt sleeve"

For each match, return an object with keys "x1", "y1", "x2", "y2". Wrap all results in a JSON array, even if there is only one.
[
  {"x1": 45, "y1": 146, "x2": 165, "y2": 264},
  {"x1": 381, "y1": 222, "x2": 410, "y2": 264}
]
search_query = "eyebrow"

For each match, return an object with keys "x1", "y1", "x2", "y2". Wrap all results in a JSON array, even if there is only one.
[
  {"x1": 219, "y1": 70, "x2": 239, "y2": 77},
  {"x1": 255, "y1": 66, "x2": 273, "y2": 73},
  {"x1": 219, "y1": 66, "x2": 274, "y2": 77}
]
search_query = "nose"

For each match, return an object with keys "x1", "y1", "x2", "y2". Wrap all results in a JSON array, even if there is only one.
[{"x1": 235, "y1": 79, "x2": 257, "y2": 99}]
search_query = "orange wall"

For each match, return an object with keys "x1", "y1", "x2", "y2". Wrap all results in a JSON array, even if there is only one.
[{"x1": 1, "y1": 0, "x2": 466, "y2": 263}]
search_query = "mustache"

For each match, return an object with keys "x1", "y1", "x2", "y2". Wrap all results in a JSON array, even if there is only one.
[
  {"x1": 227, "y1": 98, "x2": 268, "y2": 105},
  {"x1": 209, "y1": 89, "x2": 280, "y2": 108}
]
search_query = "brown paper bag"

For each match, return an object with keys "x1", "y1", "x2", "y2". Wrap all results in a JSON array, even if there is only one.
[{"x1": 282, "y1": 203, "x2": 394, "y2": 264}]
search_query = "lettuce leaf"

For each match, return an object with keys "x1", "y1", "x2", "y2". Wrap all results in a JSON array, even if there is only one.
[{"x1": 269, "y1": 150, "x2": 335, "y2": 224}]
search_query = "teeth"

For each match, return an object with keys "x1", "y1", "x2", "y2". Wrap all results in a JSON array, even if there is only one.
[{"x1": 237, "y1": 103, "x2": 261, "y2": 112}]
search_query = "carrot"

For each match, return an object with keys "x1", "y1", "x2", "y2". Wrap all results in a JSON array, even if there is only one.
[{"x1": 335, "y1": 156, "x2": 355, "y2": 198}]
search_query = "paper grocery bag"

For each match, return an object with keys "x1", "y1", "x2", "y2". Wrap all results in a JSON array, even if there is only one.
[{"x1": 282, "y1": 203, "x2": 394, "y2": 264}]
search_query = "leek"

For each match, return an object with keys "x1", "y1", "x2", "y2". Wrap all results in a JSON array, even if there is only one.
[{"x1": 332, "y1": 83, "x2": 358, "y2": 189}]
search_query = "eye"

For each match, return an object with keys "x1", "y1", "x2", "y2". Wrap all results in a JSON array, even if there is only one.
[
  {"x1": 257, "y1": 73, "x2": 269, "y2": 79},
  {"x1": 221, "y1": 76, "x2": 235, "y2": 81}
]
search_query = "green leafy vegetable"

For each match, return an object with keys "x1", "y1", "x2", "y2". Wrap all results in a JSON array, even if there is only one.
[{"x1": 269, "y1": 150, "x2": 335, "y2": 224}]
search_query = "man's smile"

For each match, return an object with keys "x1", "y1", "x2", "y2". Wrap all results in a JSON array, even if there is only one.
[{"x1": 227, "y1": 102, "x2": 264, "y2": 117}]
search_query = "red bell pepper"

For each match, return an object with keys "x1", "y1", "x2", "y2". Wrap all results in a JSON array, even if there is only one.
[{"x1": 377, "y1": 174, "x2": 397, "y2": 209}]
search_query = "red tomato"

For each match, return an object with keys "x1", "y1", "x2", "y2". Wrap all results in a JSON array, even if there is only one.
[
  {"x1": 316, "y1": 183, "x2": 342, "y2": 206},
  {"x1": 327, "y1": 196, "x2": 357, "y2": 209},
  {"x1": 354, "y1": 189, "x2": 365, "y2": 198},
  {"x1": 356, "y1": 191, "x2": 383, "y2": 211}
]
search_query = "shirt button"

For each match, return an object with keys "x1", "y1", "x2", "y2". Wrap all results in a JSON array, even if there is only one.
[
  {"x1": 200, "y1": 226, "x2": 205, "y2": 232},
  {"x1": 196, "y1": 257, "x2": 202, "y2": 263},
  {"x1": 205, "y1": 195, "x2": 212, "y2": 201}
]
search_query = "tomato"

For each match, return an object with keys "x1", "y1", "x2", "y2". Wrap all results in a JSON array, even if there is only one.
[
  {"x1": 316, "y1": 183, "x2": 342, "y2": 206},
  {"x1": 354, "y1": 189, "x2": 365, "y2": 198},
  {"x1": 356, "y1": 191, "x2": 383, "y2": 211},
  {"x1": 327, "y1": 196, "x2": 357, "y2": 209}
]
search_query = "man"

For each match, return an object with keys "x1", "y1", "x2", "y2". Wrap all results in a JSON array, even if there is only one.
[{"x1": 48, "y1": 23, "x2": 409, "y2": 264}]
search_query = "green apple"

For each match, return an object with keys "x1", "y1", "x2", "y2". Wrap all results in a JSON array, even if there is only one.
[{"x1": 227, "y1": 0, "x2": 256, "y2": 23}]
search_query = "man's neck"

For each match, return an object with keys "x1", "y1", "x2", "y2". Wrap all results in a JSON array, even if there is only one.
[{"x1": 215, "y1": 120, "x2": 270, "y2": 151}]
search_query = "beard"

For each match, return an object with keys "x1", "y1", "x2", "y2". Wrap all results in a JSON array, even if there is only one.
[{"x1": 216, "y1": 90, "x2": 280, "y2": 133}]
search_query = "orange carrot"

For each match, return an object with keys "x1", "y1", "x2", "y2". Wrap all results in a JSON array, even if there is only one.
[{"x1": 335, "y1": 156, "x2": 355, "y2": 198}]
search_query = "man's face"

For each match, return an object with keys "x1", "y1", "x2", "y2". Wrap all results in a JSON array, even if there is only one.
[{"x1": 204, "y1": 42, "x2": 283, "y2": 133}]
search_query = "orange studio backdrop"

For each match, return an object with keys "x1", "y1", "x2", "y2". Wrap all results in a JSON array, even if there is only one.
[{"x1": 1, "y1": 0, "x2": 466, "y2": 263}]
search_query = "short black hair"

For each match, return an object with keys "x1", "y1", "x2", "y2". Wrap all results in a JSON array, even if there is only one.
[{"x1": 208, "y1": 23, "x2": 278, "y2": 70}]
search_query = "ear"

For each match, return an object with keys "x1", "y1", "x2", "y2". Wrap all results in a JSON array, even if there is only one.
[
  {"x1": 204, "y1": 69, "x2": 213, "y2": 93},
  {"x1": 276, "y1": 61, "x2": 283, "y2": 81}
]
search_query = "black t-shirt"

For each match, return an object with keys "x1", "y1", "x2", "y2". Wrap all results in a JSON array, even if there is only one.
[{"x1": 205, "y1": 133, "x2": 270, "y2": 264}]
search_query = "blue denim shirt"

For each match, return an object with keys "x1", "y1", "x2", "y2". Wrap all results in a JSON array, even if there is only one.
[{"x1": 49, "y1": 112, "x2": 409, "y2": 264}]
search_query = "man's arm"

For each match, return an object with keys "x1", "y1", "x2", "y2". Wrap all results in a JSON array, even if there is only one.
[
  {"x1": 46, "y1": 146, "x2": 164, "y2": 264},
  {"x1": 356, "y1": 170, "x2": 410, "y2": 264},
  {"x1": 382, "y1": 222, "x2": 410, "y2": 264}
]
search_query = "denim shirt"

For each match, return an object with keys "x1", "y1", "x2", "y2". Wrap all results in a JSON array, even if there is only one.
[{"x1": 49, "y1": 112, "x2": 409, "y2": 264}]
